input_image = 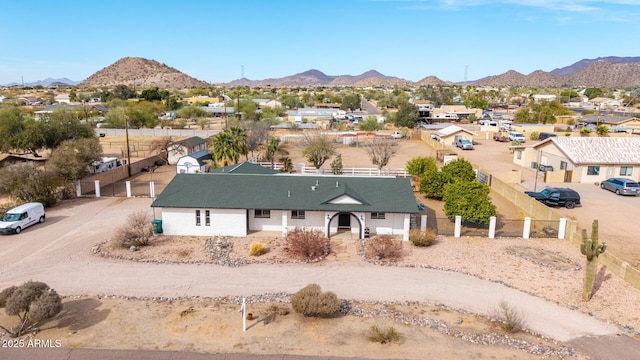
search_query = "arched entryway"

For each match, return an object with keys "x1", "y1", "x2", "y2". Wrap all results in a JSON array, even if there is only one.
[{"x1": 326, "y1": 212, "x2": 364, "y2": 239}]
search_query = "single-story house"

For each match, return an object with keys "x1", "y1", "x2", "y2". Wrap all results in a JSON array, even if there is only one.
[
  {"x1": 512, "y1": 137, "x2": 640, "y2": 183},
  {"x1": 578, "y1": 114, "x2": 640, "y2": 129},
  {"x1": 176, "y1": 149, "x2": 212, "y2": 174},
  {"x1": 151, "y1": 174, "x2": 418, "y2": 240},
  {"x1": 435, "y1": 125, "x2": 476, "y2": 146},
  {"x1": 167, "y1": 136, "x2": 208, "y2": 165},
  {"x1": 509, "y1": 123, "x2": 555, "y2": 134}
]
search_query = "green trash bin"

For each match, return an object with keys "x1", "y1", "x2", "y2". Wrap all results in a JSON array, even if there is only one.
[{"x1": 151, "y1": 219, "x2": 163, "y2": 234}]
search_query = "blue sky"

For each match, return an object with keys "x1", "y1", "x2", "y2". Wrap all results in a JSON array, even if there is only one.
[{"x1": 1, "y1": 0, "x2": 639, "y2": 85}]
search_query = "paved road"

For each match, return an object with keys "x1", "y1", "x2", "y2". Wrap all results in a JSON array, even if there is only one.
[{"x1": 0, "y1": 197, "x2": 635, "y2": 359}]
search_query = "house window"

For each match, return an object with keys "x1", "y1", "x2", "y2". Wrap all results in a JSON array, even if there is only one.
[
  {"x1": 195, "y1": 210, "x2": 201, "y2": 226},
  {"x1": 371, "y1": 212, "x2": 386, "y2": 219},
  {"x1": 516, "y1": 150, "x2": 522, "y2": 160},
  {"x1": 560, "y1": 161, "x2": 567, "y2": 170},
  {"x1": 205, "y1": 210, "x2": 210, "y2": 226},
  {"x1": 254, "y1": 209, "x2": 271, "y2": 218},
  {"x1": 291, "y1": 210, "x2": 305, "y2": 219},
  {"x1": 587, "y1": 166, "x2": 600, "y2": 176},
  {"x1": 620, "y1": 166, "x2": 633, "y2": 176}
]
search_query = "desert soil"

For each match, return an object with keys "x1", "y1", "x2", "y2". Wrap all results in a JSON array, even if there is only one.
[{"x1": 20, "y1": 135, "x2": 630, "y2": 359}]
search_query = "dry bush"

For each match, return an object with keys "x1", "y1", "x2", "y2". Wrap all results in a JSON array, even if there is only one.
[
  {"x1": 491, "y1": 300, "x2": 527, "y2": 333},
  {"x1": 285, "y1": 228, "x2": 328, "y2": 260},
  {"x1": 249, "y1": 242, "x2": 266, "y2": 256},
  {"x1": 368, "y1": 325, "x2": 400, "y2": 344},
  {"x1": 291, "y1": 284, "x2": 340, "y2": 317},
  {"x1": 409, "y1": 228, "x2": 437, "y2": 247},
  {"x1": 365, "y1": 235, "x2": 403, "y2": 261},
  {"x1": 114, "y1": 211, "x2": 154, "y2": 248}
]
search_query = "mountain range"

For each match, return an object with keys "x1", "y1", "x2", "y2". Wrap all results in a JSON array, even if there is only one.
[
  {"x1": 3, "y1": 77, "x2": 80, "y2": 87},
  {"x1": 4, "y1": 56, "x2": 640, "y2": 88}
]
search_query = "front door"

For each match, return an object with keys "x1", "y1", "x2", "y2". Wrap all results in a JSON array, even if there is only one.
[{"x1": 338, "y1": 213, "x2": 351, "y2": 229}]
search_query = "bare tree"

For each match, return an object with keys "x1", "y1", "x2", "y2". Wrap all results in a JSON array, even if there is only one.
[
  {"x1": 150, "y1": 136, "x2": 185, "y2": 165},
  {"x1": 367, "y1": 138, "x2": 397, "y2": 170},
  {"x1": 302, "y1": 132, "x2": 336, "y2": 170},
  {"x1": 243, "y1": 120, "x2": 270, "y2": 160}
]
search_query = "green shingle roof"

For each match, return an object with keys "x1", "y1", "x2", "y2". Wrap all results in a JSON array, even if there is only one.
[{"x1": 152, "y1": 173, "x2": 418, "y2": 214}]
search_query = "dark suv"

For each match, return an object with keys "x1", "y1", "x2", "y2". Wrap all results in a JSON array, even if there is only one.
[{"x1": 525, "y1": 187, "x2": 581, "y2": 209}]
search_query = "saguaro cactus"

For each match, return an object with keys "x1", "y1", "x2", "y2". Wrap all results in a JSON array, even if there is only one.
[{"x1": 580, "y1": 219, "x2": 606, "y2": 301}]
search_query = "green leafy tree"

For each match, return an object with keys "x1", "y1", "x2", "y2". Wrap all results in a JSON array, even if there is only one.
[
  {"x1": 513, "y1": 107, "x2": 531, "y2": 123},
  {"x1": 164, "y1": 96, "x2": 183, "y2": 111},
  {"x1": 140, "y1": 87, "x2": 163, "y2": 101},
  {"x1": 125, "y1": 103, "x2": 159, "y2": 128},
  {"x1": 406, "y1": 156, "x2": 437, "y2": 176},
  {"x1": 175, "y1": 106, "x2": 208, "y2": 121},
  {"x1": 111, "y1": 85, "x2": 136, "y2": 100},
  {"x1": 393, "y1": 101, "x2": 419, "y2": 128},
  {"x1": 341, "y1": 93, "x2": 361, "y2": 111},
  {"x1": 330, "y1": 154, "x2": 343, "y2": 175},
  {"x1": 441, "y1": 158, "x2": 476, "y2": 182},
  {"x1": 0, "y1": 106, "x2": 27, "y2": 153},
  {"x1": 0, "y1": 281, "x2": 62, "y2": 338},
  {"x1": 358, "y1": 116, "x2": 384, "y2": 131},
  {"x1": 596, "y1": 125, "x2": 608, "y2": 136},
  {"x1": 420, "y1": 170, "x2": 451, "y2": 200},
  {"x1": 443, "y1": 180, "x2": 496, "y2": 225},
  {"x1": 48, "y1": 138, "x2": 103, "y2": 197},
  {"x1": 302, "y1": 134, "x2": 336, "y2": 169},
  {"x1": 584, "y1": 87, "x2": 603, "y2": 100},
  {"x1": 239, "y1": 99, "x2": 259, "y2": 121}
]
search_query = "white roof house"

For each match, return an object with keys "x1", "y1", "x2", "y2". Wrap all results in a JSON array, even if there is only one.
[
  {"x1": 512, "y1": 137, "x2": 640, "y2": 183},
  {"x1": 436, "y1": 125, "x2": 477, "y2": 146}
]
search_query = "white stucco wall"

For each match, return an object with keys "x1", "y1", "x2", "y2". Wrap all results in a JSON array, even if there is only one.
[
  {"x1": 365, "y1": 213, "x2": 406, "y2": 236},
  {"x1": 176, "y1": 158, "x2": 204, "y2": 174},
  {"x1": 161, "y1": 208, "x2": 246, "y2": 236}
]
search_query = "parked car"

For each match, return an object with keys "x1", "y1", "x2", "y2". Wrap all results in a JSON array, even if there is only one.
[
  {"x1": 455, "y1": 138, "x2": 474, "y2": 150},
  {"x1": 600, "y1": 178, "x2": 640, "y2": 196},
  {"x1": 508, "y1": 131, "x2": 526, "y2": 143},
  {"x1": 538, "y1": 132, "x2": 557, "y2": 141},
  {"x1": 493, "y1": 132, "x2": 509, "y2": 142},
  {"x1": 524, "y1": 187, "x2": 581, "y2": 209},
  {"x1": 0, "y1": 202, "x2": 45, "y2": 234}
]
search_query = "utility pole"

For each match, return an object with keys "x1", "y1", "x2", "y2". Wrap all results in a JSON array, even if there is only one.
[{"x1": 124, "y1": 111, "x2": 131, "y2": 177}]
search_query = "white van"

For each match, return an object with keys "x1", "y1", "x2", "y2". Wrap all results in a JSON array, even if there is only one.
[
  {"x1": 508, "y1": 131, "x2": 526, "y2": 143},
  {"x1": 0, "y1": 202, "x2": 45, "y2": 234}
]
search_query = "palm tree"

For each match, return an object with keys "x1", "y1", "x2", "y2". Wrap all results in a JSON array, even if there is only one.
[
  {"x1": 262, "y1": 137, "x2": 288, "y2": 169},
  {"x1": 210, "y1": 131, "x2": 238, "y2": 166},
  {"x1": 228, "y1": 126, "x2": 248, "y2": 161}
]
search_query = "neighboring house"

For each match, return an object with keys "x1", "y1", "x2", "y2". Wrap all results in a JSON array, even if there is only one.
[
  {"x1": 151, "y1": 173, "x2": 418, "y2": 240},
  {"x1": 167, "y1": 136, "x2": 208, "y2": 165},
  {"x1": 253, "y1": 98, "x2": 284, "y2": 109},
  {"x1": 509, "y1": 123, "x2": 555, "y2": 135},
  {"x1": 286, "y1": 108, "x2": 341, "y2": 123},
  {"x1": 54, "y1": 94, "x2": 70, "y2": 103},
  {"x1": 578, "y1": 114, "x2": 640, "y2": 129},
  {"x1": 512, "y1": 137, "x2": 640, "y2": 183},
  {"x1": 435, "y1": 125, "x2": 476, "y2": 146},
  {"x1": 176, "y1": 149, "x2": 212, "y2": 174},
  {"x1": 532, "y1": 94, "x2": 557, "y2": 102}
]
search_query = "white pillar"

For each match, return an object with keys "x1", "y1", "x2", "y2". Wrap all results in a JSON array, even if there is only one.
[
  {"x1": 420, "y1": 215, "x2": 427, "y2": 233},
  {"x1": 76, "y1": 180, "x2": 82, "y2": 197},
  {"x1": 523, "y1": 217, "x2": 531, "y2": 239},
  {"x1": 454, "y1": 216, "x2": 461, "y2": 238},
  {"x1": 488, "y1": 216, "x2": 497, "y2": 239},
  {"x1": 558, "y1": 218, "x2": 567, "y2": 239},
  {"x1": 403, "y1": 214, "x2": 410, "y2": 241},
  {"x1": 359, "y1": 214, "x2": 365, "y2": 239},
  {"x1": 126, "y1": 181, "x2": 132, "y2": 198},
  {"x1": 149, "y1": 181, "x2": 155, "y2": 198},
  {"x1": 94, "y1": 180, "x2": 101, "y2": 198},
  {"x1": 281, "y1": 211, "x2": 288, "y2": 238}
]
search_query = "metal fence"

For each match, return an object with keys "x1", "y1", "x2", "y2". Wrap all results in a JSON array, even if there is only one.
[{"x1": 530, "y1": 220, "x2": 561, "y2": 238}]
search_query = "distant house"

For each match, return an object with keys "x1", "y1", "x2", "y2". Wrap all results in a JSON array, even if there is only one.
[
  {"x1": 532, "y1": 94, "x2": 557, "y2": 102},
  {"x1": 512, "y1": 137, "x2": 640, "y2": 183},
  {"x1": 253, "y1": 98, "x2": 284, "y2": 109},
  {"x1": 151, "y1": 173, "x2": 418, "y2": 240},
  {"x1": 176, "y1": 149, "x2": 212, "y2": 174},
  {"x1": 435, "y1": 125, "x2": 476, "y2": 146},
  {"x1": 578, "y1": 114, "x2": 640, "y2": 129},
  {"x1": 167, "y1": 136, "x2": 208, "y2": 165}
]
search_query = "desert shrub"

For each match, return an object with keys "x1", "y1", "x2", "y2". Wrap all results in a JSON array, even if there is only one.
[
  {"x1": 529, "y1": 131, "x2": 540, "y2": 140},
  {"x1": 0, "y1": 281, "x2": 62, "y2": 337},
  {"x1": 285, "y1": 228, "x2": 328, "y2": 260},
  {"x1": 491, "y1": 300, "x2": 527, "y2": 333},
  {"x1": 291, "y1": 284, "x2": 340, "y2": 317},
  {"x1": 368, "y1": 325, "x2": 400, "y2": 344},
  {"x1": 114, "y1": 210, "x2": 154, "y2": 248},
  {"x1": 580, "y1": 127, "x2": 591, "y2": 136},
  {"x1": 409, "y1": 229, "x2": 437, "y2": 247},
  {"x1": 365, "y1": 235, "x2": 403, "y2": 260},
  {"x1": 249, "y1": 242, "x2": 266, "y2": 256}
]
